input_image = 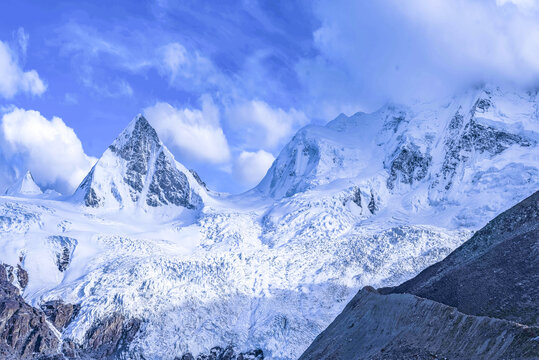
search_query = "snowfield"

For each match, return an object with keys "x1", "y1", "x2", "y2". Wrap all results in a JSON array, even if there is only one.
[{"x1": 0, "y1": 85, "x2": 538, "y2": 359}]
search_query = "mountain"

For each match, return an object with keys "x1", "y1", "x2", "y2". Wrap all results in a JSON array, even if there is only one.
[
  {"x1": 257, "y1": 85, "x2": 538, "y2": 229},
  {"x1": 4, "y1": 170, "x2": 42, "y2": 197},
  {"x1": 73, "y1": 114, "x2": 204, "y2": 211},
  {"x1": 299, "y1": 191, "x2": 539, "y2": 360},
  {"x1": 389, "y1": 189, "x2": 539, "y2": 326},
  {"x1": 0, "y1": 85, "x2": 537, "y2": 360}
]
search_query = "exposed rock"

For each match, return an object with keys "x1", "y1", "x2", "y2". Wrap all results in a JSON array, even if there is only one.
[
  {"x1": 351, "y1": 186, "x2": 362, "y2": 207},
  {"x1": 146, "y1": 151, "x2": 195, "y2": 208},
  {"x1": 40, "y1": 300, "x2": 80, "y2": 331},
  {"x1": 16, "y1": 264, "x2": 28, "y2": 290},
  {"x1": 180, "y1": 346, "x2": 264, "y2": 360},
  {"x1": 368, "y1": 190, "x2": 377, "y2": 214},
  {"x1": 391, "y1": 190, "x2": 539, "y2": 326},
  {"x1": 301, "y1": 191, "x2": 539, "y2": 359},
  {"x1": 189, "y1": 169, "x2": 209, "y2": 191},
  {"x1": 386, "y1": 144, "x2": 431, "y2": 189},
  {"x1": 0, "y1": 264, "x2": 60, "y2": 359},
  {"x1": 74, "y1": 114, "x2": 202, "y2": 210},
  {"x1": 300, "y1": 289, "x2": 539, "y2": 360},
  {"x1": 47, "y1": 236, "x2": 78, "y2": 272},
  {"x1": 81, "y1": 313, "x2": 141, "y2": 358}
]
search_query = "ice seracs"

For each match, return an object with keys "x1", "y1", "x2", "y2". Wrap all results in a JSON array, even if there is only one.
[
  {"x1": 4, "y1": 170, "x2": 43, "y2": 197},
  {"x1": 73, "y1": 114, "x2": 204, "y2": 211}
]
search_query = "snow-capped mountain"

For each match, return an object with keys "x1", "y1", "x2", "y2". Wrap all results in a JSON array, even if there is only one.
[
  {"x1": 0, "y1": 85, "x2": 537, "y2": 359},
  {"x1": 73, "y1": 114, "x2": 204, "y2": 211},
  {"x1": 4, "y1": 170, "x2": 43, "y2": 197},
  {"x1": 300, "y1": 190, "x2": 539, "y2": 359},
  {"x1": 257, "y1": 85, "x2": 538, "y2": 229}
]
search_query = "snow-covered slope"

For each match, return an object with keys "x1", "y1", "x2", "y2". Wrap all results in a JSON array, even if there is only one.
[
  {"x1": 73, "y1": 114, "x2": 204, "y2": 212},
  {"x1": 4, "y1": 170, "x2": 43, "y2": 197},
  {"x1": 300, "y1": 191, "x2": 539, "y2": 360},
  {"x1": 256, "y1": 85, "x2": 538, "y2": 229},
  {"x1": 0, "y1": 85, "x2": 537, "y2": 359}
]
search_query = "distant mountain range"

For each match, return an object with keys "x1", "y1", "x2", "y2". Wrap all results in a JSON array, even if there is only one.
[{"x1": 0, "y1": 85, "x2": 537, "y2": 359}]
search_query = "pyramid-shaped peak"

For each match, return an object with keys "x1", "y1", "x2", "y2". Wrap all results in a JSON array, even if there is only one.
[
  {"x1": 5, "y1": 170, "x2": 43, "y2": 196},
  {"x1": 74, "y1": 113, "x2": 204, "y2": 210},
  {"x1": 111, "y1": 114, "x2": 160, "y2": 151}
]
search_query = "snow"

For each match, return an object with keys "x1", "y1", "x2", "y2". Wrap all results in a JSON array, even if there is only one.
[
  {"x1": 4, "y1": 170, "x2": 43, "y2": 196},
  {"x1": 0, "y1": 85, "x2": 537, "y2": 359}
]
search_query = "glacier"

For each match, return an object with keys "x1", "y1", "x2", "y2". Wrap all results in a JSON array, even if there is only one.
[{"x1": 0, "y1": 85, "x2": 538, "y2": 359}]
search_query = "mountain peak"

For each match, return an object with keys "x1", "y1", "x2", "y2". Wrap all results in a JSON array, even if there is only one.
[
  {"x1": 73, "y1": 114, "x2": 204, "y2": 210},
  {"x1": 5, "y1": 170, "x2": 43, "y2": 196}
]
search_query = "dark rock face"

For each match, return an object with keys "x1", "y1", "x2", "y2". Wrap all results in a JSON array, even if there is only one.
[
  {"x1": 0, "y1": 264, "x2": 142, "y2": 359},
  {"x1": 47, "y1": 236, "x2": 78, "y2": 272},
  {"x1": 76, "y1": 168, "x2": 102, "y2": 208},
  {"x1": 179, "y1": 346, "x2": 264, "y2": 360},
  {"x1": 386, "y1": 144, "x2": 431, "y2": 189},
  {"x1": 436, "y1": 104, "x2": 534, "y2": 191},
  {"x1": 189, "y1": 169, "x2": 209, "y2": 191},
  {"x1": 351, "y1": 186, "x2": 362, "y2": 207},
  {"x1": 40, "y1": 300, "x2": 80, "y2": 331},
  {"x1": 146, "y1": 151, "x2": 195, "y2": 208},
  {"x1": 75, "y1": 114, "x2": 201, "y2": 209},
  {"x1": 109, "y1": 116, "x2": 160, "y2": 203},
  {"x1": 0, "y1": 264, "x2": 60, "y2": 359},
  {"x1": 391, "y1": 190, "x2": 539, "y2": 326},
  {"x1": 300, "y1": 288, "x2": 539, "y2": 360},
  {"x1": 300, "y1": 191, "x2": 539, "y2": 359},
  {"x1": 16, "y1": 265, "x2": 28, "y2": 289},
  {"x1": 81, "y1": 313, "x2": 141, "y2": 358},
  {"x1": 368, "y1": 191, "x2": 377, "y2": 214}
]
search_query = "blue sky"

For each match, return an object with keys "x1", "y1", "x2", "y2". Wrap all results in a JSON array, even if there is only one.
[{"x1": 0, "y1": 0, "x2": 538, "y2": 194}]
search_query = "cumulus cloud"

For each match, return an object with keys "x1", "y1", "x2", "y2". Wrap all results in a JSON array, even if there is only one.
[
  {"x1": 144, "y1": 96, "x2": 231, "y2": 164},
  {"x1": 233, "y1": 150, "x2": 275, "y2": 187},
  {"x1": 226, "y1": 100, "x2": 309, "y2": 150},
  {"x1": 298, "y1": 0, "x2": 539, "y2": 112},
  {"x1": 0, "y1": 41, "x2": 46, "y2": 99},
  {"x1": 0, "y1": 108, "x2": 97, "y2": 194}
]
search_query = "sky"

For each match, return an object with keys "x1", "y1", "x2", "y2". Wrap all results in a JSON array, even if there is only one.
[{"x1": 0, "y1": 0, "x2": 538, "y2": 194}]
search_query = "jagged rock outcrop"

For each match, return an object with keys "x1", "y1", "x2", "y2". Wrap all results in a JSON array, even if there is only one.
[
  {"x1": 0, "y1": 264, "x2": 60, "y2": 359},
  {"x1": 300, "y1": 191, "x2": 539, "y2": 359},
  {"x1": 74, "y1": 115, "x2": 203, "y2": 210},
  {"x1": 179, "y1": 346, "x2": 264, "y2": 360},
  {"x1": 47, "y1": 236, "x2": 78, "y2": 272},
  {"x1": 40, "y1": 300, "x2": 80, "y2": 331},
  {"x1": 79, "y1": 313, "x2": 141, "y2": 358}
]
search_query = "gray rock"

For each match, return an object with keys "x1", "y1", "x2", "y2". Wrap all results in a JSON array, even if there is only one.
[
  {"x1": 300, "y1": 191, "x2": 539, "y2": 359},
  {"x1": 81, "y1": 313, "x2": 141, "y2": 358},
  {"x1": 40, "y1": 300, "x2": 80, "y2": 331},
  {"x1": 0, "y1": 264, "x2": 60, "y2": 359},
  {"x1": 391, "y1": 190, "x2": 539, "y2": 326},
  {"x1": 300, "y1": 288, "x2": 539, "y2": 360}
]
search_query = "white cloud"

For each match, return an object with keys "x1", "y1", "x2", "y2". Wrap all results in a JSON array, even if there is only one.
[
  {"x1": 159, "y1": 42, "x2": 228, "y2": 91},
  {"x1": 144, "y1": 96, "x2": 231, "y2": 164},
  {"x1": 0, "y1": 108, "x2": 97, "y2": 193},
  {"x1": 298, "y1": 0, "x2": 539, "y2": 111},
  {"x1": 16, "y1": 27, "x2": 29, "y2": 58},
  {"x1": 233, "y1": 150, "x2": 275, "y2": 187},
  {"x1": 226, "y1": 100, "x2": 309, "y2": 150},
  {"x1": 0, "y1": 41, "x2": 46, "y2": 99}
]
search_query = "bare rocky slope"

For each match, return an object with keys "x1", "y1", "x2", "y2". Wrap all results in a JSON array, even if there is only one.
[{"x1": 300, "y1": 191, "x2": 539, "y2": 360}]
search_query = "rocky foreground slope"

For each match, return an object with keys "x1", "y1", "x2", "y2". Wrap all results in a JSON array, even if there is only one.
[{"x1": 300, "y1": 191, "x2": 539, "y2": 360}]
